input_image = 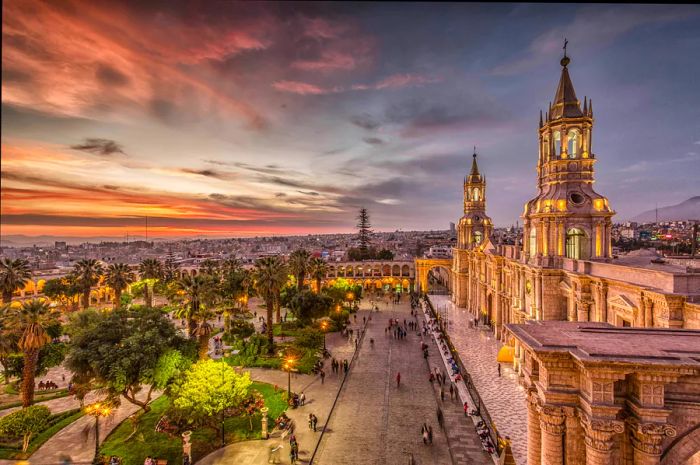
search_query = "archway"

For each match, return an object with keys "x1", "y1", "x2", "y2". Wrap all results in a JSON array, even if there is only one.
[
  {"x1": 565, "y1": 228, "x2": 588, "y2": 260},
  {"x1": 415, "y1": 259, "x2": 451, "y2": 295}
]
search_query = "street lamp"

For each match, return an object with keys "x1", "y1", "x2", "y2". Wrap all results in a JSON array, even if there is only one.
[
  {"x1": 320, "y1": 320, "x2": 329, "y2": 351},
  {"x1": 84, "y1": 402, "x2": 112, "y2": 464},
  {"x1": 284, "y1": 357, "x2": 296, "y2": 401},
  {"x1": 220, "y1": 362, "x2": 226, "y2": 448}
]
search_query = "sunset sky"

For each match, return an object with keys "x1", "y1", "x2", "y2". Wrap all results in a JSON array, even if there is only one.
[{"x1": 2, "y1": 2, "x2": 699, "y2": 240}]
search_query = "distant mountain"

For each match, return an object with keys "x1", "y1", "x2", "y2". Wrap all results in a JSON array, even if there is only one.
[
  {"x1": 0, "y1": 234, "x2": 153, "y2": 247},
  {"x1": 631, "y1": 196, "x2": 700, "y2": 223}
]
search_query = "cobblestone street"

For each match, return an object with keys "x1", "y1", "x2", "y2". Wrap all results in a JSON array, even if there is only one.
[{"x1": 430, "y1": 295, "x2": 527, "y2": 465}]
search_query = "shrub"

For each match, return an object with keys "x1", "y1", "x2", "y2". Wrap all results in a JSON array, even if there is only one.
[{"x1": 0, "y1": 405, "x2": 51, "y2": 452}]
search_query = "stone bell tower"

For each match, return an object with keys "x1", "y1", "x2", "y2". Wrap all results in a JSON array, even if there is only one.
[
  {"x1": 522, "y1": 47, "x2": 614, "y2": 263},
  {"x1": 457, "y1": 150, "x2": 493, "y2": 249}
]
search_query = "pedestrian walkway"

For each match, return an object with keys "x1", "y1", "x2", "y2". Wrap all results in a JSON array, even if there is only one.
[
  {"x1": 0, "y1": 390, "x2": 160, "y2": 465},
  {"x1": 313, "y1": 301, "x2": 491, "y2": 465},
  {"x1": 0, "y1": 389, "x2": 100, "y2": 419},
  {"x1": 430, "y1": 295, "x2": 527, "y2": 465}
]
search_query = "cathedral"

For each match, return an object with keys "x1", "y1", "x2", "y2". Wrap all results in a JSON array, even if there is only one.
[
  {"x1": 451, "y1": 52, "x2": 700, "y2": 334},
  {"x1": 447, "y1": 52, "x2": 700, "y2": 465}
]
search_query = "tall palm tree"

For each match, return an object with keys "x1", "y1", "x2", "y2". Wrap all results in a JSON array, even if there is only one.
[
  {"x1": 191, "y1": 308, "x2": 215, "y2": 360},
  {"x1": 139, "y1": 258, "x2": 163, "y2": 308},
  {"x1": 0, "y1": 312, "x2": 18, "y2": 383},
  {"x1": 288, "y1": 249, "x2": 310, "y2": 292},
  {"x1": 309, "y1": 257, "x2": 328, "y2": 293},
  {"x1": 0, "y1": 258, "x2": 32, "y2": 305},
  {"x1": 73, "y1": 259, "x2": 104, "y2": 310},
  {"x1": 200, "y1": 259, "x2": 220, "y2": 279},
  {"x1": 173, "y1": 274, "x2": 217, "y2": 338},
  {"x1": 254, "y1": 256, "x2": 287, "y2": 353},
  {"x1": 105, "y1": 263, "x2": 136, "y2": 309},
  {"x1": 3, "y1": 300, "x2": 58, "y2": 407}
]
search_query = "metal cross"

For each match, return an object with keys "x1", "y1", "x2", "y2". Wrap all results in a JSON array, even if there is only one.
[{"x1": 563, "y1": 38, "x2": 568, "y2": 57}]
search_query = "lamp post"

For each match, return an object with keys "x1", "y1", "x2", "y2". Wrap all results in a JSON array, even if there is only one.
[
  {"x1": 284, "y1": 357, "x2": 296, "y2": 401},
  {"x1": 320, "y1": 320, "x2": 329, "y2": 351},
  {"x1": 85, "y1": 402, "x2": 111, "y2": 464},
  {"x1": 220, "y1": 362, "x2": 225, "y2": 448}
]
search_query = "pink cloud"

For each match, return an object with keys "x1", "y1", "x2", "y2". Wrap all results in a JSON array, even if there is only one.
[
  {"x1": 292, "y1": 51, "x2": 358, "y2": 71},
  {"x1": 273, "y1": 73, "x2": 440, "y2": 95},
  {"x1": 1, "y1": 0, "x2": 272, "y2": 127},
  {"x1": 272, "y1": 81, "x2": 335, "y2": 95}
]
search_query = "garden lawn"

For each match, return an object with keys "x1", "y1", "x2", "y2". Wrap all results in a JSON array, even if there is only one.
[
  {"x1": 99, "y1": 382, "x2": 287, "y2": 465},
  {"x1": 0, "y1": 408, "x2": 83, "y2": 459}
]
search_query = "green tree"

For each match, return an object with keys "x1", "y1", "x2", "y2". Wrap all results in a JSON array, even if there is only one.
[
  {"x1": 309, "y1": 257, "x2": 328, "y2": 293},
  {"x1": 288, "y1": 249, "x2": 311, "y2": 292},
  {"x1": 172, "y1": 274, "x2": 219, "y2": 338},
  {"x1": 356, "y1": 207, "x2": 372, "y2": 259},
  {"x1": 42, "y1": 277, "x2": 81, "y2": 312},
  {"x1": 3, "y1": 300, "x2": 59, "y2": 407},
  {"x1": 170, "y1": 360, "x2": 251, "y2": 429},
  {"x1": 253, "y1": 256, "x2": 287, "y2": 353},
  {"x1": 289, "y1": 290, "x2": 333, "y2": 324},
  {"x1": 105, "y1": 263, "x2": 136, "y2": 309},
  {"x1": 65, "y1": 308, "x2": 193, "y2": 412},
  {"x1": 377, "y1": 249, "x2": 395, "y2": 260},
  {"x1": 200, "y1": 259, "x2": 221, "y2": 278},
  {"x1": 139, "y1": 258, "x2": 163, "y2": 308},
  {"x1": 0, "y1": 258, "x2": 32, "y2": 304},
  {"x1": 0, "y1": 405, "x2": 51, "y2": 452},
  {"x1": 73, "y1": 259, "x2": 104, "y2": 310},
  {"x1": 0, "y1": 315, "x2": 17, "y2": 383},
  {"x1": 219, "y1": 259, "x2": 250, "y2": 331},
  {"x1": 162, "y1": 257, "x2": 180, "y2": 284}
]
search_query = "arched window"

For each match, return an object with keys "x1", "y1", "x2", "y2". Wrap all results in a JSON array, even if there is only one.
[
  {"x1": 529, "y1": 228, "x2": 537, "y2": 256},
  {"x1": 567, "y1": 130, "x2": 579, "y2": 158},
  {"x1": 566, "y1": 228, "x2": 587, "y2": 260},
  {"x1": 473, "y1": 231, "x2": 483, "y2": 244},
  {"x1": 472, "y1": 188, "x2": 480, "y2": 201},
  {"x1": 553, "y1": 131, "x2": 561, "y2": 156}
]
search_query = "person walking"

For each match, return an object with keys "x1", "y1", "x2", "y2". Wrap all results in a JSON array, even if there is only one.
[
  {"x1": 463, "y1": 401, "x2": 470, "y2": 417},
  {"x1": 440, "y1": 386, "x2": 445, "y2": 402},
  {"x1": 422, "y1": 423, "x2": 429, "y2": 445},
  {"x1": 436, "y1": 407, "x2": 444, "y2": 430},
  {"x1": 497, "y1": 363, "x2": 501, "y2": 377},
  {"x1": 320, "y1": 369, "x2": 325, "y2": 384},
  {"x1": 396, "y1": 371, "x2": 401, "y2": 388},
  {"x1": 449, "y1": 383, "x2": 455, "y2": 400},
  {"x1": 312, "y1": 414, "x2": 318, "y2": 432},
  {"x1": 299, "y1": 391, "x2": 306, "y2": 406}
]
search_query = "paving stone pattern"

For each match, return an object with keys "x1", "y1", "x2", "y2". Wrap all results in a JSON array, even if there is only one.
[{"x1": 430, "y1": 295, "x2": 527, "y2": 465}]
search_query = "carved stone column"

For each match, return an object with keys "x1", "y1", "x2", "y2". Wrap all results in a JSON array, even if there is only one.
[
  {"x1": 527, "y1": 391, "x2": 542, "y2": 465},
  {"x1": 628, "y1": 418, "x2": 676, "y2": 465},
  {"x1": 563, "y1": 407, "x2": 584, "y2": 465},
  {"x1": 581, "y1": 417, "x2": 624, "y2": 465},
  {"x1": 540, "y1": 405, "x2": 566, "y2": 465},
  {"x1": 576, "y1": 299, "x2": 590, "y2": 322}
]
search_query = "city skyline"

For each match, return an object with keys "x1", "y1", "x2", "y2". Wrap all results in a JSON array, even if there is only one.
[{"x1": 2, "y1": 2, "x2": 700, "y2": 240}]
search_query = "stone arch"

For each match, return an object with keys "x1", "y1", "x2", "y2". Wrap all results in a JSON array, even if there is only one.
[
  {"x1": 661, "y1": 421, "x2": 700, "y2": 465},
  {"x1": 392, "y1": 264, "x2": 400, "y2": 276},
  {"x1": 328, "y1": 265, "x2": 336, "y2": 278},
  {"x1": 372, "y1": 265, "x2": 381, "y2": 277},
  {"x1": 401, "y1": 265, "x2": 410, "y2": 277},
  {"x1": 382, "y1": 264, "x2": 391, "y2": 276}
]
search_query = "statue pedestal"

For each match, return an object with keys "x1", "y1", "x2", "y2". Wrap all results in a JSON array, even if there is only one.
[{"x1": 261, "y1": 407, "x2": 269, "y2": 439}]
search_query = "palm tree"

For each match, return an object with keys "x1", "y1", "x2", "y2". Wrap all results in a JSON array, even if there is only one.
[
  {"x1": 173, "y1": 274, "x2": 217, "y2": 338},
  {"x1": 3, "y1": 300, "x2": 58, "y2": 407},
  {"x1": 309, "y1": 257, "x2": 328, "y2": 293},
  {"x1": 73, "y1": 259, "x2": 104, "y2": 310},
  {"x1": 139, "y1": 258, "x2": 163, "y2": 308},
  {"x1": 0, "y1": 258, "x2": 32, "y2": 305},
  {"x1": 191, "y1": 308, "x2": 215, "y2": 359},
  {"x1": 105, "y1": 263, "x2": 136, "y2": 309},
  {"x1": 0, "y1": 313, "x2": 18, "y2": 383},
  {"x1": 253, "y1": 256, "x2": 287, "y2": 353},
  {"x1": 200, "y1": 259, "x2": 220, "y2": 279},
  {"x1": 288, "y1": 249, "x2": 310, "y2": 292}
]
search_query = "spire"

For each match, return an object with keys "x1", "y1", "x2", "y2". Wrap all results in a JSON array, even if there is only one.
[
  {"x1": 583, "y1": 96, "x2": 588, "y2": 114},
  {"x1": 550, "y1": 40, "x2": 583, "y2": 119},
  {"x1": 467, "y1": 147, "x2": 482, "y2": 183},
  {"x1": 539, "y1": 110, "x2": 543, "y2": 128},
  {"x1": 588, "y1": 98, "x2": 593, "y2": 117}
]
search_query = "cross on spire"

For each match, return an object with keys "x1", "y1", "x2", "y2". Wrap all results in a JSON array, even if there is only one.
[{"x1": 563, "y1": 38, "x2": 568, "y2": 58}]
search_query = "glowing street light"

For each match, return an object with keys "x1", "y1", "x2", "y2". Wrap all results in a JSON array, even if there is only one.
[
  {"x1": 320, "y1": 320, "x2": 329, "y2": 351},
  {"x1": 84, "y1": 402, "x2": 112, "y2": 464},
  {"x1": 284, "y1": 357, "x2": 296, "y2": 401}
]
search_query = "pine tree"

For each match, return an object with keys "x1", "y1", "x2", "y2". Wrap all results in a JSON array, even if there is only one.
[{"x1": 357, "y1": 207, "x2": 372, "y2": 259}]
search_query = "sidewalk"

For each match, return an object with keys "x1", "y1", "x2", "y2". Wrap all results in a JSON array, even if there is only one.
[{"x1": 430, "y1": 295, "x2": 527, "y2": 465}]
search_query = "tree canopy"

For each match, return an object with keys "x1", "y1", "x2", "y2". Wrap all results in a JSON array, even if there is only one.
[
  {"x1": 65, "y1": 308, "x2": 195, "y2": 412},
  {"x1": 0, "y1": 405, "x2": 51, "y2": 452},
  {"x1": 170, "y1": 360, "x2": 251, "y2": 426}
]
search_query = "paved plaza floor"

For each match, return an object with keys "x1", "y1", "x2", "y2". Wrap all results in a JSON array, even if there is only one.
[{"x1": 430, "y1": 295, "x2": 527, "y2": 465}]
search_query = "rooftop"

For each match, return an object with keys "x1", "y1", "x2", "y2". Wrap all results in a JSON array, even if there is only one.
[{"x1": 507, "y1": 321, "x2": 700, "y2": 369}]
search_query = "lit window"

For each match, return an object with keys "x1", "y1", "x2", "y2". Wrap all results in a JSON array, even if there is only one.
[{"x1": 567, "y1": 130, "x2": 579, "y2": 158}]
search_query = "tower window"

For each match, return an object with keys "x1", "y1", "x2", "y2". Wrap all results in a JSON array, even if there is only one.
[
  {"x1": 472, "y1": 188, "x2": 480, "y2": 201},
  {"x1": 474, "y1": 231, "x2": 483, "y2": 244},
  {"x1": 566, "y1": 228, "x2": 587, "y2": 260},
  {"x1": 567, "y1": 130, "x2": 579, "y2": 158},
  {"x1": 553, "y1": 131, "x2": 561, "y2": 156},
  {"x1": 529, "y1": 228, "x2": 537, "y2": 256}
]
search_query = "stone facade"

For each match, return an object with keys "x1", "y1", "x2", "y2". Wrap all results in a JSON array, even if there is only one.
[{"x1": 506, "y1": 321, "x2": 700, "y2": 465}]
